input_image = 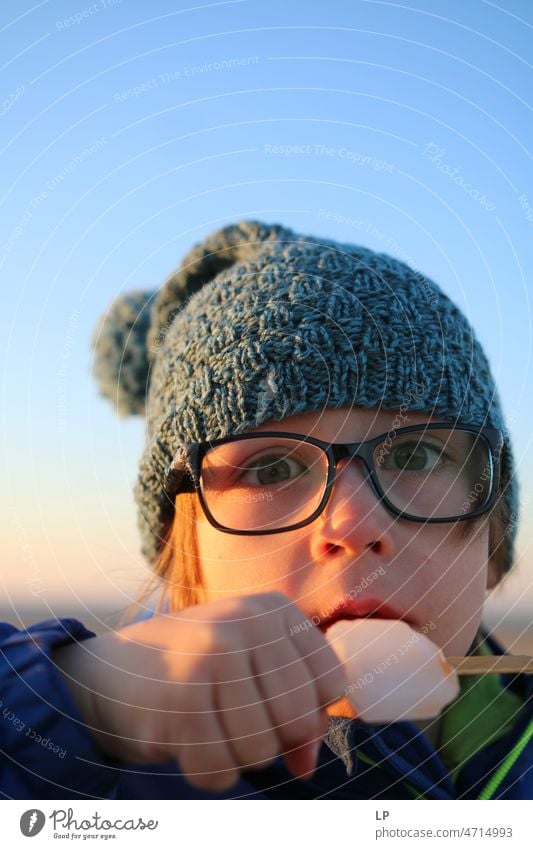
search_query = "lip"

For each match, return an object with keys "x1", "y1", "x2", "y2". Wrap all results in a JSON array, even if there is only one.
[{"x1": 317, "y1": 598, "x2": 411, "y2": 633}]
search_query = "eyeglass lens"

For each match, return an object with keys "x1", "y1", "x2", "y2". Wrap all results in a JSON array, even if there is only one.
[{"x1": 199, "y1": 429, "x2": 492, "y2": 531}]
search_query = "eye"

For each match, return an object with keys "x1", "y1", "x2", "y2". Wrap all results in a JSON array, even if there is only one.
[
  {"x1": 200, "y1": 437, "x2": 325, "y2": 493},
  {"x1": 240, "y1": 452, "x2": 308, "y2": 486},
  {"x1": 383, "y1": 439, "x2": 452, "y2": 472}
]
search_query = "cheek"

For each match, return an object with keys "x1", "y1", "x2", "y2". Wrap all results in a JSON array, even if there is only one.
[
  {"x1": 420, "y1": 525, "x2": 490, "y2": 654},
  {"x1": 196, "y1": 521, "x2": 308, "y2": 601},
  {"x1": 446, "y1": 523, "x2": 490, "y2": 598}
]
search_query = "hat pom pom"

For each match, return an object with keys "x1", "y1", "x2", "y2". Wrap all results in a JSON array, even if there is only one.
[{"x1": 91, "y1": 290, "x2": 154, "y2": 418}]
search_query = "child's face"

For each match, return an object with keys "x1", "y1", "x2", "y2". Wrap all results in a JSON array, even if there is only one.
[{"x1": 195, "y1": 406, "x2": 496, "y2": 660}]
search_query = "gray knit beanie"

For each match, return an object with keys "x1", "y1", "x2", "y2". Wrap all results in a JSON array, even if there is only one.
[{"x1": 91, "y1": 219, "x2": 519, "y2": 572}]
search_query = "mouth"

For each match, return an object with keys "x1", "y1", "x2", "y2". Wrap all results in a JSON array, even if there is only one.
[{"x1": 317, "y1": 598, "x2": 412, "y2": 634}]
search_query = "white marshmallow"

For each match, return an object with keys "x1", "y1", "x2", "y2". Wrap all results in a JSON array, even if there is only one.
[{"x1": 326, "y1": 618, "x2": 460, "y2": 723}]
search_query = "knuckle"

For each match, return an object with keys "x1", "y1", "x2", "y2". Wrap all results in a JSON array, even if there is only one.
[
  {"x1": 250, "y1": 739, "x2": 280, "y2": 767},
  {"x1": 180, "y1": 742, "x2": 234, "y2": 777},
  {"x1": 265, "y1": 590, "x2": 291, "y2": 606},
  {"x1": 232, "y1": 733, "x2": 279, "y2": 768},
  {"x1": 270, "y1": 685, "x2": 312, "y2": 718},
  {"x1": 283, "y1": 713, "x2": 321, "y2": 744},
  {"x1": 209, "y1": 634, "x2": 233, "y2": 656},
  {"x1": 202, "y1": 745, "x2": 235, "y2": 776},
  {"x1": 208, "y1": 625, "x2": 239, "y2": 655},
  {"x1": 136, "y1": 741, "x2": 172, "y2": 764},
  {"x1": 184, "y1": 768, "x2": 240, "y2": 792},
  {"x1": 283, "y1": 666, "x2": 316, "y2": 699},
  {"x1": 254, "y1": 591, "x2": 290, "y2": 614},
  {"x1": 134, "y1": 717, "x2": 171, "y2": 755},
  {"x1": 320, "y1": 667, "x2": 349, "y2": 702}
]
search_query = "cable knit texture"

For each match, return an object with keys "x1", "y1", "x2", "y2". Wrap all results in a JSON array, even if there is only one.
[
  {"x1": 92, "y1": 290, "x2": 154, "y2": 417},
  {"x1": 91, "y1": 219, "x2": 518, "y2": 567}
]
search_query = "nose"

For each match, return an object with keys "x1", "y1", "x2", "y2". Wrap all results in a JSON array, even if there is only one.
[{"x1": 312, "y1": 456, "x2": 396, "y2": 560}]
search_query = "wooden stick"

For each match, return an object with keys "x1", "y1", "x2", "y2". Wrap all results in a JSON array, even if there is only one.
[{"x1": 447, "y1": 655, "x2": 533, "y2": 675}]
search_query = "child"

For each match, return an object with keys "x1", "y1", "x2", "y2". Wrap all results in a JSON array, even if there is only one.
[{"x1": 1, "y1": 220, "x2": 531, "y2": 800}]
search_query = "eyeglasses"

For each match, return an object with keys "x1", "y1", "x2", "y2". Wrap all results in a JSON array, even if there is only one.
[{"x1": 164, "y1": 424, "x2": 504, "y2": 535}]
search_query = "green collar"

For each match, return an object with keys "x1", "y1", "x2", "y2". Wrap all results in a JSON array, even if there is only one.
[{"x1": 438, "y1": 638, "x2": 523, "y2": 783}]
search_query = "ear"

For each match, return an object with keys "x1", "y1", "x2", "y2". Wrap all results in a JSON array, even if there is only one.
[{"x1": 486, "y1": 558, "x2": 499, "y2": 590}]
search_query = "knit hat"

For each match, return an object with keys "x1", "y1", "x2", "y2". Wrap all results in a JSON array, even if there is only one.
[{"x1": 91, "y1": 219, "x2": 519, "y2": 572}]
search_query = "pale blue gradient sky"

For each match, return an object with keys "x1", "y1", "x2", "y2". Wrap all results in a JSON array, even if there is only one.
[{"x1": 1, "y1": 0, "x2": 532, "y2": 627}]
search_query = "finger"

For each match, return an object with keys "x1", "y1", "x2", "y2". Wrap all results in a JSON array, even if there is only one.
[
  {"x1": 284, "y1": 739, "x2": 321, "y2": 779},
  {"x1": 283, "y1": 708, "x2": 329, "y2": 779},
  {"x1": 213, "y1": 652, "x2": 280, "y2": 771},
  {"x1": 284, "y1": 610, "x2": 349, "y2": 708},
  {"x1": 250, "y1": 638, "x2": 324, "y2": 748},
  {"x1": 176, "y1": 701, "x2": 241, "y2": 792}
]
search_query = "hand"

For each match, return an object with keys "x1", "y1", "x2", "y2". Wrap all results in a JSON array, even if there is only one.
[{"x1": 53, "y1": 592, "x2": 348, "y2": 791}]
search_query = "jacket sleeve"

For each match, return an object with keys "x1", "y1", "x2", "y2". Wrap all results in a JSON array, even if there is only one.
[{"x1": 0, "y1": 618, "x2": 120, "y2": 799}]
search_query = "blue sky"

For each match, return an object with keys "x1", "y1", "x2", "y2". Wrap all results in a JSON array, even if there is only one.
[{"x1": 1, "y1": 0, "x2": 532, "y2": 622}]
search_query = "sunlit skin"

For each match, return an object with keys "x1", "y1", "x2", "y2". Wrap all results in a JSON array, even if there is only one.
[
  {"x1": 195, "y1": 406, "x2": 498, "y2": 721},
  {"x1": 51, "y1": 404, "x2": 501, "y2": 783}
]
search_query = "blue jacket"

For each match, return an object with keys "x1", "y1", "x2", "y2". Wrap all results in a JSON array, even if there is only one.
[{"x1": 1, "y1": 617, "x2": 531, "y2": 800}]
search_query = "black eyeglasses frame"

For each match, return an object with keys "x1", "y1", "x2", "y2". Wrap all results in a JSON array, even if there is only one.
[{"x1": 164, "y1": 423, "x2": 504, "y2": 536}]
